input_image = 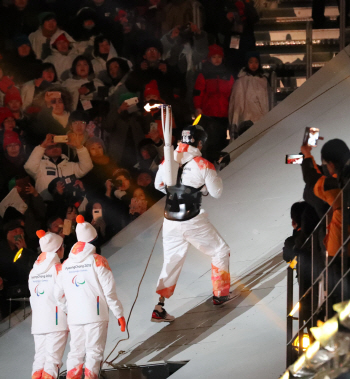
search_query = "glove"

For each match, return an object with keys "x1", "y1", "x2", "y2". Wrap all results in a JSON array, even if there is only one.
[{"x1": 118, "y1": 316, "x2": 126, "y2": 332}]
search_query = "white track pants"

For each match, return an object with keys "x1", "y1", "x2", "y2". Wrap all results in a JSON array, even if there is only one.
[
  {"x1": 156, "y1": 211, "x2": 231, "y2": 298},
  {"x1": 32, "y1": 331, "x2": 68, "y2": 379},
  {"x1": 66, "y1": 321, "x2": 108, "y2": 379}
]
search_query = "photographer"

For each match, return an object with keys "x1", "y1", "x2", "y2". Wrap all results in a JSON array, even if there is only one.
[
  {"x1": 301, "y1": 139, "x2": 350, "y2": 306},
  {"x1": 134, "y1": 39, "x2": 173, "y2": 101},
  {"x1": 24, "y1": 133, "x2": 93, "y2": 201},
  {"x1": 161, "y1": 22, "x2": 208, "y2": 102}
]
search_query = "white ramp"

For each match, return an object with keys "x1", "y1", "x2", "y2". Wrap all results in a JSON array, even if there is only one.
[{"x1": 3, "y1": 46, "x2": 350, "y2": 379}]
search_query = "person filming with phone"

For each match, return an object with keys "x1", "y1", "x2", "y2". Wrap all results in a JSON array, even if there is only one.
[
  {"x1": 24, "y1": 133, "x2": 93, "y2": 201},
  {"x1": 301, "y1": 135, "x2": 350, "y2": 306}
]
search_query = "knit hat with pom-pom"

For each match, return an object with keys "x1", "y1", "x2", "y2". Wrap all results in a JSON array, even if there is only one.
[
  {"x1": 76, "y1": 215, "x2": 97, "y2": 243},
  {"x1": 36, "y1": 230, "x2": 63, "y2": 254}
]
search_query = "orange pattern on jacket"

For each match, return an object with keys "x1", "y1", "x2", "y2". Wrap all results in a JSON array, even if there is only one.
[
  {"x1": 94, "y1": 254, "x2": 111, "y2": 271},
  {"x1": 67, "y1": 364, "x2": 83, "y2": 379},
  {"x1": 42, "y1": 371, "x2": 55, "y2": 379},
  {"x1": 156, "y1": 284, "x2": 176, "y2": 299},
  {"x1": 72, "y1": 242, "x2": 86, "y2": 255},
  {"x1": 32, "y1": 369, "x2": 43, "y2": 379},
  {"x1": 194, "y1": 157, "x2": 215, "y2": 171},
  {"x1": 211, "y1": 264, "x2": 230, "y2": 297},
  {"x1": 314, "y1": 176, "x2": 342, "y2": 256},
  {"x1": 55, "y1": 263, "x2": 62, "y2": 275},
  {"x1": 84, "y1": 368, "x2": 99, "y2": 379},
  {"x1": 36, "y1": 252, "x2": 47, "y2": 265}
]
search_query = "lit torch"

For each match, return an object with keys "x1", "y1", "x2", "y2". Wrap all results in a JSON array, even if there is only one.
[{"x1": 144, "y1": 103, "x2": 177, "y2": 186}]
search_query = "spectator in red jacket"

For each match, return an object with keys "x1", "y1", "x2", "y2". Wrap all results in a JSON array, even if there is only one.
[
  {"x1": 194, "y1": 44, "x2": 234, "y2": 119},
  {"x1": 193, "y1": 44, "x2": 234, "y2": 154}
]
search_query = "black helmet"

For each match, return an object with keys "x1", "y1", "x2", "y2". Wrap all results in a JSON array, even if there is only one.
[{"x1": 181, "y1": 125, "x2": 208, "y2": 147}]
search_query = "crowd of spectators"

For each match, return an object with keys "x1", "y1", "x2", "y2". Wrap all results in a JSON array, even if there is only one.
[
  {"x1": 0, "y1": 0, "x2": 271, "y2": 319},
  {"x1": 283, "y1": 138, "x2": 350, "y2": 326}
]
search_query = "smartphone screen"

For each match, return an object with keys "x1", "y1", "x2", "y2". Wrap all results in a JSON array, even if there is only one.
[
  {"x1": 93, "y1": 209, "x2": 102, "y2": 221},
  {"x1": 286, "y1": 154, "x2": 304, "y2": 164},
  {"x1": 303, "y1": 127, "x2": 319, "y2": 147},
  {"x1": 63, "y1": 219, "x2": 72, "y2": 236}
]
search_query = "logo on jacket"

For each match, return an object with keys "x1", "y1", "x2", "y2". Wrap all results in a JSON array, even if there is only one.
[
  {"x1": 34, "y1": 285, "x2": 44, "y2": 297},
  {"x1": 72, "y1": 275, "x2": 85, "y2": 287}
]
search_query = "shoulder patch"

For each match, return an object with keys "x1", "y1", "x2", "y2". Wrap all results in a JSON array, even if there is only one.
[
  {"x1": 194, "y1": 157, "x2": 215, "y2": 171},
  {"x1": 94, "y1": 254, "x2": 111, "y2": 271},
  {"x1": 55, "y1": 263, "x2": 62, "y2": 275},
  {"x1": 177, "y1": 143, "x2": 189, "y2": 153},
  {"x1": 72, "y1": 242, "x2": 86, "y2": 255},
  {"x1": 35, "y1": 252, "x2": 47, "y2": 265}
]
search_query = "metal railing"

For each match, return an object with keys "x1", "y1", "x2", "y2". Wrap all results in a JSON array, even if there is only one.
[{"x1": 286, "y1": 177, "x2": 350, "y2": 367}]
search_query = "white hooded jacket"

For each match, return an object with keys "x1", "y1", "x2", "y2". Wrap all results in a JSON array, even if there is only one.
[
  {"x1": 155, "y1": 143, "x2": 223, "y2": 198},
  {"x1": 29, "y1": 252, "x2": 68, "y2": 334},
  {"x1": 54, "y1": 242, "x2": 124, "y2": 325},
  {"x1": 228, "y1": 70, "x2": 270, "y2": 131}
]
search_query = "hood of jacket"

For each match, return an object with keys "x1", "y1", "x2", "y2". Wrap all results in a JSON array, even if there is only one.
[
  {"x1": 174, "y1": 143, "x2": 201, "y2": 165},
  {"x1": 68, "y1": 241, "x2": 96, "y2": 263},
  {"x1": 32, "y1": 252, "x2": 60, "y2": 275}
]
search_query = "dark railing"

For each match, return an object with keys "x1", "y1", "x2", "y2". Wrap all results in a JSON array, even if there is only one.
[{"x1": 286, "y1": 177, "x2": 350, "y2": 367}]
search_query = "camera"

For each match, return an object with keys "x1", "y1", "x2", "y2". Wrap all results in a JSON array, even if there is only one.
[
  {"x1": 302, "y1": 127, "x2": 323, "y2": 147},
  {"x1": 285, "y1": 154, "x2": 303, "y2": 164}
]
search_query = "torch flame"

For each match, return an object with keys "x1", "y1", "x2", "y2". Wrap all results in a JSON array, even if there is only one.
[{"x1": 144, "y1": 103, "x2": 162, "y2": 112}]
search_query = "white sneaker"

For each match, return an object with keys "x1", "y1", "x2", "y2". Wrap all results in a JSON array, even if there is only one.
[{"x1": 151, "y1": 303, "x2": 175, "y2": 323}]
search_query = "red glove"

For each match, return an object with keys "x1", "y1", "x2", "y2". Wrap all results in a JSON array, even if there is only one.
[
  {"x1": 118, "y1": 317, "x2": 126, "y2": 332},
  {"x1": 0, "y1": 77, "x2": 15, "y2": 94}
]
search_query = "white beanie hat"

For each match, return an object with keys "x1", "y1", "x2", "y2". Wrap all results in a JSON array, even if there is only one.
[
  {"x1": 36, "y1": 230, "x2": 63, "y2": 254},
  {"x1": 76, "y1": 215, "x2": 97, "y2": 243}
]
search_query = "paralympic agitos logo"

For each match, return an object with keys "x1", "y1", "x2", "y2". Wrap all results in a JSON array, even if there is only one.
[
  {"x1": 34, "y1": 285, "x2": 44, "y2": 297},
  {"x1": 72, "y1": 275, "x2": 85, "y2": 287}
]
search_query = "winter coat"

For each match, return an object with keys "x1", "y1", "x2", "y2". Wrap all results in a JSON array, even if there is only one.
[
  {"x1": 194, "y1": 62, "x2": 234, "y2": 118},
  {"x1": 155, "y1": 142, "x2": 223, "y2": 198},
  {"x1": 21, "y1": 80, "x2": 60, "y2": 111},
  {"x1": 29, "y1": 252, "x2": 68, "y2": 334},
  {"x1": 45, "y1": 49, "x2": 79, "y2": 82},
  {"x1": 91, "y1": 43, "x2": 118, "y2": 85},
  {"x1": 301, "y1": 156, "x2": 344, "y2": 257},
  {"x1": 63, "y1": 77, "x2": 104, "y2": 110},
  {"x1": 29, "y1": 27, "x2": 72, "y2": 60},
  {"x1": 228, "y1": 70, "x2": 270, "y2": 135},
  {"x1": 55, "y1": 241, "x2": 124, "y2": 325},
  {"x1": 24, "y1": 145, "x2": 93, "y2": 201}
]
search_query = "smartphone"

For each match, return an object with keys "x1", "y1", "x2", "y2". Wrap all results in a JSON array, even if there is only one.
[
  {"x1": 125, "y1": 97, "x2": 139, "y2": 106},
  {"x1": 53, "y1": 135, "x2": 68, "y2": 143},
  {"x1": 285, "y1": 154, "x2": 304, "y2": 164},
  {"x1": 63, "y1": 219, "x2": 72, "y2": 236},
  {"x1": 14, "y1": 234, "x2": 23, "y2": 242},
  {"x1": 93, "y1": 209, "x2": 103, "y2": 221},
  {"x1": 303, "y1": 127, "x2": 320, "y2": 147}
]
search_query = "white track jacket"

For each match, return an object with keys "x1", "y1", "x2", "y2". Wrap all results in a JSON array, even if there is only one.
[
  {"x1": 29, "y1": 252, "x2": 68, "y2": 334},
  {"x1": 24, "y1": 145, "x2": 93, "y2": 200},
  {"x1": 155, "y1": 143, "x2": 223, "y2": 198},
  {"x1": 55, "y1": 242, "x2": 124, "y2": 325}
]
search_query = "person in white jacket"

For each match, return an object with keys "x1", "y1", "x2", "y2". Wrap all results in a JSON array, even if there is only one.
[
  {"x1": 63, "y1": 55, "x2": 104, "y2": 110},
  {"x1": 152, "y1": 125, "x2": 233, "y2": 323},
  {"x1": 24, "y1": 133, "x2": 93, "y2": 201},
  {"x1": 29, "y1": 230, "x2": 68, "y2": 379},
  {"x1": 45, "y1": 32, "x2": 79, "y2": 82},
  {"x1": 228, "y1": 52, "x2": 270, "y2": 139},
  {"x1": 55, "y1": 215, "x2": 125, "y2": 379}
]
